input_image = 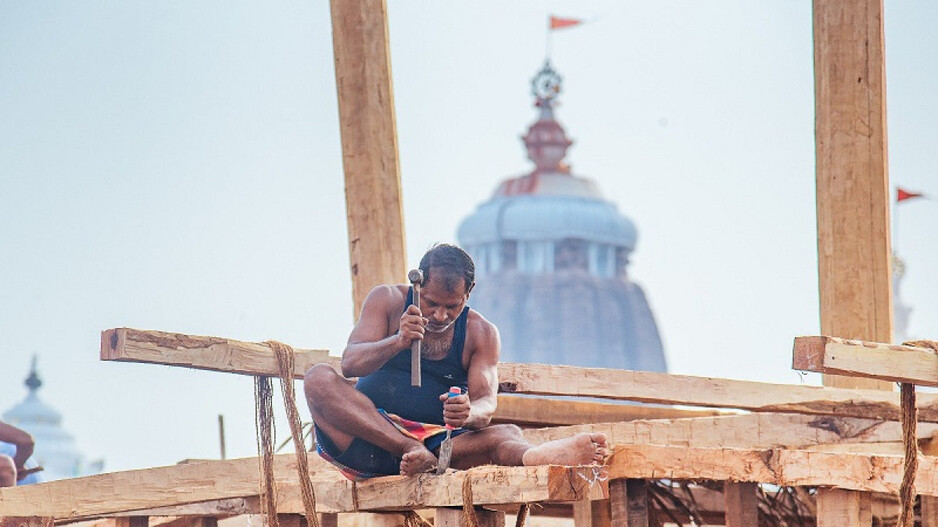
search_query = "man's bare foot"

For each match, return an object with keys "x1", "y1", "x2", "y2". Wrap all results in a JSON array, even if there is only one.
[
  {"x1": 521, "y1": 433, "x2": 608, "y2": 466},
  {"x1": 400, "y1": 444, "x2": 437, "y2": 476}
]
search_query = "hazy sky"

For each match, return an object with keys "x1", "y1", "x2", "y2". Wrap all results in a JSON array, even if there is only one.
[{"x1": 1, "y1": 1, "x2": 936, "y2": 474}]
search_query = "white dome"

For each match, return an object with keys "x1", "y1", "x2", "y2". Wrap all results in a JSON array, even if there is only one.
[{"x1": 458, "y1": 194, "x2": 637, "y2": 250}]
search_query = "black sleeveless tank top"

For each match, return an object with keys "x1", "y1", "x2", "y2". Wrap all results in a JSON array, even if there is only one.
[{"x1": 355, "y1": 287, "x2": 470, "y2": 424}]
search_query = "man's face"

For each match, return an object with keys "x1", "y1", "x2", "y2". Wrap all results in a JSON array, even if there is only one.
[{"x1": 420, "y1": 268, "x2": 471, "y2": 334}]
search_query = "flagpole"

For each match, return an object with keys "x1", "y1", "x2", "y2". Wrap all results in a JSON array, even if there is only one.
[
  {"x1": 546, "y1": 15, "x2": 552, "y2": 59},
  {"x1": 893, "y1": 186, "x2": 900, "y2": 256}
]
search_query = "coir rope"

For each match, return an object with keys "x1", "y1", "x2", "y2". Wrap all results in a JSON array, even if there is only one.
[
  {"x1": 897, "y1": 339, "x2": 938, "y2": 527},
  {"x1": 266, "y1": 341, "x2": 320, "y2": 527},
  {"x1": 254, "y1": 375, "x2": 279, "y2": 527}
]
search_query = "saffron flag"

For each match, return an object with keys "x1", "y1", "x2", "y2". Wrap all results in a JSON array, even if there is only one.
[
  {"x1": 897, "y1": 187, "x2": 925, "y2": 202},
  {"x1": 550, "y1": 16, "x2": 582, "y2": 30}
]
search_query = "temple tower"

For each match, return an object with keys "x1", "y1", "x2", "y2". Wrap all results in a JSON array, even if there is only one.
[{"x1": 457, "y1": 61, "x2": 667, "y2": 371}]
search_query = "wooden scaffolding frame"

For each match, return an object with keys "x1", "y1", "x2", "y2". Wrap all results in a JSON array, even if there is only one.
[{"x1": 0, "y1": 0, "x2": 927, "y2": 525}]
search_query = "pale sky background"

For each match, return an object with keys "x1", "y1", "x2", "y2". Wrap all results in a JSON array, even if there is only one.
[{"x1": 1, "y1": 1, "x2": 936, "y2": 474}]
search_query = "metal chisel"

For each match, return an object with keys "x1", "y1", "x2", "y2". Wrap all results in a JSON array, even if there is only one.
[{"x1": 436, "y1": 386, "x2": 461, "y2": 474}]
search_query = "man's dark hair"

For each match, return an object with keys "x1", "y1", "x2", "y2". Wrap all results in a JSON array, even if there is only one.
[{"x1": 419, "y1": 243, "x2": 475, "y2": 292}]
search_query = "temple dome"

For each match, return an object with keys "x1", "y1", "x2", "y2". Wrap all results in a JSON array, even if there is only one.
[
  {"x1": 456, "y1": 60, "x2": 666, "y2": 372},
  {"x1": 2, "y1": 357, "x2": 100, "y2": 481},
  {"x1": 4, "y1": 390, "x2": 62, "y2": 427},
  {"x1": 459, "y1": 194, "x2": 637, "y2": 249}
]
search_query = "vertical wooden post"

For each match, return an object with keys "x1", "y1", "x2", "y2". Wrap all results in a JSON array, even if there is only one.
[
  {"x1": 920, "y1": 437, "x2": 938, "y2": 526},
  {"x1": 573, "y1": 499, "x2": 611, "y2": 527},
  {"x1": 923, "y1": 497, "x2": 938, "y2": 527},
  {"x1": 114, "y1": 518, "x2": 148, "y2": 527},
  {"x1": 276, "y1": 515, "x2": 307, "y2": 527},
  {"x1": 817, "y1": 488, "x2": 871, "y2": 526},
  {"x1": 814, "y1": 0, "x2": 892, "y2": 524},
  {"x1": 573, "y1": 500, "x2": 594, "y2": 527},
  {"x1": 724, "y1": 482, "x2": 759, "y2": 527},
  {"x1": 341, "y1": 513, "x2": 407, "y2": 526},
  {"x1": 610, "y1": 479, "x2": 649, "y2": 527},
  {"x1": 330, "y1": 0, "x2": 408, "y2": 318},
  {"x1": 435, "y1": 508, "x2": 506, "y2": 527},
  {"x1": 814, "y1": 0, "x2": 893, "y2": 379}
]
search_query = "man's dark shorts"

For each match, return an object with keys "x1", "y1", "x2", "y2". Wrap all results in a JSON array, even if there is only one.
[{"x1": 314, "y1": 410, "x2": 471, "y2": 480}]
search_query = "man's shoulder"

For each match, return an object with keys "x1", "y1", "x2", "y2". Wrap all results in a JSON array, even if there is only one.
[
  {"x1": 364, "y1": 284, "x2": 409, "y2": 308},
  {"x1": 465, "y1": 308, "x2": 500, "y2": 346}
]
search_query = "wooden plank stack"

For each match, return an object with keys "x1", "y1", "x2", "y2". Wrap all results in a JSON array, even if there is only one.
[{"x1": 3, "y1": 330, "x2": 938, "y2": 526}]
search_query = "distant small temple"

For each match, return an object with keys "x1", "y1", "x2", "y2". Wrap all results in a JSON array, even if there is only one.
[
  {"x1": 458, "y1": 61, "x2": 667, "y2": 371},
  {"x1": 3, "y1": 357, "x2": 102, "y2": 481}
]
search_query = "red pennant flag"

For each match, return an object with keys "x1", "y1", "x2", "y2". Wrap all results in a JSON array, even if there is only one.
[
  {"x1": 550, "y1": 16, "x2": 582, "y2": 30},
  {"x1": 897, "y1": 187, "x2": 925, "y2": 202}
]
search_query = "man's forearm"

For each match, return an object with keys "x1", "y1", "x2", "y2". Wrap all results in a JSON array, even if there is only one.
[
  {"x1": 341, "y1": 335, "x2": 405, "y2": 378},
  {"x1": 463, "y1": 397, "x2": 496, "y2": 430}
]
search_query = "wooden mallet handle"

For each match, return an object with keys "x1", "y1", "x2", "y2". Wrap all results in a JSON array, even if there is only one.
[{"x1": 407, "y1": 268, "x2": 424, "y2": 387}]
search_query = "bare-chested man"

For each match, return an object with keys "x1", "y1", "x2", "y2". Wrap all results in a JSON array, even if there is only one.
[{"x1": 304, "y1": 243, "x2": 607, "y2": 478}]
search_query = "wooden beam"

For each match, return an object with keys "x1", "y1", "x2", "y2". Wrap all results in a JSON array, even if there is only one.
[
  {"x1": 100, "y1": 328, "x2": 336, "y2": 377},
  {"x1": 326, "y1": 513, "x2": 403, "y2": 527},
  {"x1": 816, "y1": 488, "x2": 872, "y2": 527},
  {"x1": 923, "y1": 495, "x2": 938, "y2": 527},
  {"x1": 572, "y1": 499, "x2": 611, "y2": 527},
  {"x1": 330, "y1": 0, "x2": 407, "y2": 318},
  {"x1": 523, "y1": 413, "x2": 938, "y2": 450},
  {"x1": 496, "y1": 362, "x2": 938, "y2": 422},
  {"x1": 608, "y1": 480, "x2": 628, "y2": 526},
  {"x1": 723, "y1": 482, "x2": 758, "y2": 527},
  {"x1": 0, "y1": 455, "x2": 308, "y2": 519},
  {"x1": 794, "y1": 336, "x2": 938, "y2": 386},
  {"x1": 435, "y1": 508, "x2": 505, "y2": 527},
  {"x1": 101, "y1": 328, "x2": 938, "y2": 422},
  {"x1": 493, "y1": 396, "x2": 722, "y2": 427},
  {"x1": 814, "y1": 0, "x2": 892, "y2": 390},
  {"x1": 0, "y1": 455, "x2": 606, "y2": 520},
  {"x1": 113, "y1": 518, "x2": 147, "y2": 527},
  {"x1": 814, "y1": 0, "x2": 892, "y2": 521},
  {"x1": 107, "y1": 498, "x2": 259, "y2": 517},
  {"x1": 148, "y1": 518, "x2": 217, "y2": 527},
  {"x1": 605, "y1": 444, "x2": 938, "y2": 497},
  {"x1": 609, "y1": 480, "x2": 647, "y2": 527},
  {"x1": 0, "y1": 519, "x2": 54, "y2": 527}
]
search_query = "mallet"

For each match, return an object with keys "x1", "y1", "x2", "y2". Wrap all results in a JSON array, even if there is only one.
[{"x1": 407, "y1": 268, "x2": 424, "y2": 387}]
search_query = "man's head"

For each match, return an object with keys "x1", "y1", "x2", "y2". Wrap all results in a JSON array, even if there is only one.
[
  {"x1": 418, "y1": 243, "x2": 475, "y2": 294},
  {"x1": 417, "y1": 244, "x2": 475, "y2": 334}
]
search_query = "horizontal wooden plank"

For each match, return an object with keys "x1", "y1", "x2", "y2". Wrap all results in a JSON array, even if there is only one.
[
  {"x1": 106, "y1": 498, "x2": 259, "y2": 517},
  {"x1": 496, "y1": 362, "x2": 938, "y2": 422},
  {"x1": 606, "y1": 444, "x2": 938, "y2": 496},
  {"x1": 493, "y1": 396, "x2": 724, "y2": 426},
  {"x1": 793, "y1": 335, "x2": 938, "y2": 386},
  {"x1": 102, "y1": 329, "x2": 938, "y2": 422},
  {"x1": 0, "y1": 454, "x2": 606, "y2": 520},
  {"x1": 0, "y1": 455, "x2": 312, "y2": 520},
  {"x1": 101, "y1": 328, "x2": 337, "y2": 377},
  {"x1": 523, "y1": 412, "x2": 938, "y2": 450},
  {"x1": 0, "y1": 519, "x2": 54, "y2": 527}
]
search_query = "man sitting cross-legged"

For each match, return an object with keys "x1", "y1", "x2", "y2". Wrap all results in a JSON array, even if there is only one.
[{"x1": 304, "y1": 243, "x2": 607, "y2": 479}]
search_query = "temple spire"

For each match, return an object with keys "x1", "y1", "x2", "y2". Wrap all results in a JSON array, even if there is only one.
[
  {"x1": 522, "y1": 60, "x2": 573, "y2": 174},
  {"x1": 25, "y1": 354, "x2": 42, "y2": 392}
]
